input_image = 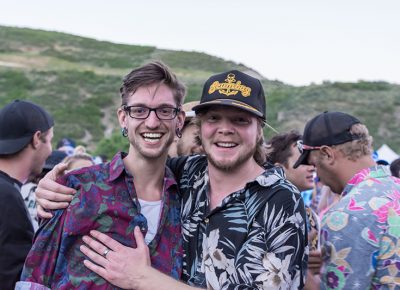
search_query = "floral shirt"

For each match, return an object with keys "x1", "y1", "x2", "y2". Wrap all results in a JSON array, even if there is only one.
[
  {"x1": 170, "y1": 155, "x2": 308, "y2": 290},
  {"x1": 19, "y1": 152, "x2": 182, "y2": 290},
  {"x1": 320, "y1": 165, "x2": 400, "y2": 289}
]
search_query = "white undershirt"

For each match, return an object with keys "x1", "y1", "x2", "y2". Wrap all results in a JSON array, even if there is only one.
[{"x1": 138, "y1": 198, "x2": 162, "y2": 244}]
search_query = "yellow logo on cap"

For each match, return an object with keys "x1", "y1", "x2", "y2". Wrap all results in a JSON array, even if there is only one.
[{"x1": 208, "y1": 73, "x2": 251, "y2": 97}]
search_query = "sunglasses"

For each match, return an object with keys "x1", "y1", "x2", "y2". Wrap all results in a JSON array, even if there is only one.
[{"x1": 296, "y1": 140, "x2": 323, "y2": 154}]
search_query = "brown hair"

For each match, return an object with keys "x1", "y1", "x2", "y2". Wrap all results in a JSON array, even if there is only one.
[
  {"x1": 120, "y1": 61, "x2": 186, "y2": 107},
  {"x1": 265, "y1": 130, "x2": 302, "y2": 167}
]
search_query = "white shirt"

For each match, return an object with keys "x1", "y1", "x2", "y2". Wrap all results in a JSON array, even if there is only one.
[{"x1": 138, "y1": 198, "x2": 162, "y2": 244}]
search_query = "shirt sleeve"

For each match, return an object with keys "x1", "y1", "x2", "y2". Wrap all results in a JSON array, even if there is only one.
[
  {"x1": 19, "y1": 206, "x2": 67, "y2": 286},
  {"x1": 19, "y1": 175, "x2": 71, "y2": 286},
  {"x1": 166, "y1": 156, "x2": 189, "y2": 181}
]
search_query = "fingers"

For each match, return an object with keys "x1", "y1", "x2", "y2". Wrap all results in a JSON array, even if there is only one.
[
  {"x1": 133, "y1": 226, "x2": 151, "y2": 265},
  {"x1": 37, "y1": 196, "x2": 70, "y2": 210},
  {"x1": 134, "y1": 226, "x2": 146, "y2": 249},
  {"x1": 80, "y1": 243, "x2": 108, "y2": 267},
  {"x1": 89, "y1": 230, "x2": 121, "y2": 252},
  {"x1": 48, "y1": 163, "x2": 68, "y2": 180},
  {"x1": 36, "y1": 178, "x2": 76, "y2": 200},
  {"x1": 37, "y1": 204, "x2": 53, "y2": 219},
  {"x1": 83, "y1": 259, "x2": 108, "y2": 279}
]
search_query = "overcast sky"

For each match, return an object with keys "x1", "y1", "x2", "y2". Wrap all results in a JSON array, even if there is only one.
[{"x1": 1, "y1": 0, "x2": 399, "y2": 86}]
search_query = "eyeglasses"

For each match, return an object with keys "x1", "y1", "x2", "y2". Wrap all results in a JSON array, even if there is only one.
[
  {"x1": 123, "y1": 105, "x2": 180, "y2": 120},
  {"x1": 296, "y1": 140, "x2": 323, "y2": 154}
]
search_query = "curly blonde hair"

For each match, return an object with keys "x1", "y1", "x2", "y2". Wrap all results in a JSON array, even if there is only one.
[{"x1": 335, "y1": 123, "x2": 373, "y2": 161}]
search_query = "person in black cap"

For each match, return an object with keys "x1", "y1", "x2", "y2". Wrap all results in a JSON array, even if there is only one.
[
  {"x1": 35, "y1": 70, "x2": 308, "y2": 289},
  {"x1": 294, "y1": 111, "x2": 400, "y2": 289},
  {"x1": 0, "y1": 100, "x2": 54, "y2": 290}
]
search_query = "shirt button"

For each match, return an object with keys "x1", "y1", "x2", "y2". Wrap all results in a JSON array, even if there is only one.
[{"x1": 204, "y1": 218, "x2": 209, "y2": 224}]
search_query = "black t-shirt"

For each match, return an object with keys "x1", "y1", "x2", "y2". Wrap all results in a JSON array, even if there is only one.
[{"x1": 0, "y1": 170, "x2": 34, "y2": 290}]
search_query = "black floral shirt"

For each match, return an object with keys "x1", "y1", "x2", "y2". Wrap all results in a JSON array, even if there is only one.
[{"x1": 170, "y1": 155, "x2": 308, "y2": 290}]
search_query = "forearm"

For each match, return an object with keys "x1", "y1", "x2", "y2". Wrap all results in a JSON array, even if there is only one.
[{"x1": 135, "y1": 267, "x2": 203, "y2": 290}]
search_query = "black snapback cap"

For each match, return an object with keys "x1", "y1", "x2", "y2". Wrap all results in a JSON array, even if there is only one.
[
  {"x1": 294, "y1": 111, "x2": 361, "y2": 168},
  {"x1": 193, "y1": 70, "x2": 266, "y2": 120},
  {"x1": 0, "y1": 100, "x2": 54, "y2": 155}
]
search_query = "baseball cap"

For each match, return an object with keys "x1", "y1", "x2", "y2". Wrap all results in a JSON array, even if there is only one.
[
  {"x1": 0, "y1": 100, "x2": 54, "y2": 155},
  {"x1": 193, "y1": 70, "x2": 266, "y2": 120},
  {"x1": 293, "y1": 111, "x2": 361, "y2": 168}
]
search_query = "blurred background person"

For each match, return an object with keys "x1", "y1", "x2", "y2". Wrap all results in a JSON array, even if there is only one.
[
  {"x1": 56, "y1": 137, "x2": 76, "y2": 156},
  {"x1": 265, "y1": 130, "x2": 321, "y2": 290},
  {"x1": 62, "y1": 145, "x2": 95, "y2": 172},
  {"x1": 168, "y1": 101, "x2": 203, "y2": 157},
  {"x1": 0, "y1": 100, "x2": 54, "y2": 290}
]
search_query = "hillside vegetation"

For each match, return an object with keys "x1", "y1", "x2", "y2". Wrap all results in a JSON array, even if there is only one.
[{"x1": 0, "y1": 25, "x2": 399, "y2": 159}]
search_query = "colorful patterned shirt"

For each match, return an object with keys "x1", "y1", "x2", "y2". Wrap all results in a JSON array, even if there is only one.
[
  {"x1": 169, "y1": 155, "x2": 308, "y2": 290},
  {"x1": 320, "y1": 165, "x2": 400, "y2": 289},
  {"x1": 19, "y1": 152, "x2": 182, "y2": 289}
]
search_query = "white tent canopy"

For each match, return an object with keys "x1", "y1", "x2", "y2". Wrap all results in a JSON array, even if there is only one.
[{"x1": 376, "y1": 144, "x2": 399, "y2": 164}]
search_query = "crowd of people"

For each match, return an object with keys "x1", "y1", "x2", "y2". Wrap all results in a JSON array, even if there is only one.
[{"x1": 0, "y1": 61, "x2": 399, "y2": 290}]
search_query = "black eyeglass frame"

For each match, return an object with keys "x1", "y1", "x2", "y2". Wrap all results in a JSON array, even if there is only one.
[{"x1": 123, "y1": 105, "x2": 181, "y2": 120}]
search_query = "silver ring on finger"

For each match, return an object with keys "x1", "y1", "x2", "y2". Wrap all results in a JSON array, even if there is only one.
[{"x1": 102, "y1": 248, "x2": 111, "y2": 259}]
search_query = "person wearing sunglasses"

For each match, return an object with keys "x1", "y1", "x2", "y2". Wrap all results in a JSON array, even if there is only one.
[
  {"x1": 294, "y1": 111, "x2": 400, "y2": 290},
  {"x1": 17, "y1": 61, "x2": 186, "y2": 289}
]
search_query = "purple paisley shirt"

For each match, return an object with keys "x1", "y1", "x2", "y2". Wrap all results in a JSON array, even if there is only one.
[
  {"x1": 18, "y1": 152, "x2": 182, "y2": 290},
  {"x1": 320, "y1": 165, "x2": 400, "y2": 290}
]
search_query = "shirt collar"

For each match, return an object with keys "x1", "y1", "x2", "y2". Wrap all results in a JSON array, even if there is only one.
[
  {"x1": 341, "y1": 165, "x2": 391, "y2": 197},
  {"x1": 0, "y1": 170, "x2": 23, "y2": 190},
  {"x1": 254, "y1": 166, "x2": 286, "y2": 188},
  {"x1": 108, "y1": 152, "x2": 127, "y2": 182},
  {"x1": 108, "y1": 152, "x2": 178, "y2": 190}
]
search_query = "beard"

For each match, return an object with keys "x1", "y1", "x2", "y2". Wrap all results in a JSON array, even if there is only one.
[
  {"x1": 130, "y1": 132, "x2": 175, "y2": 160},
  {"x1": 206, "y1": 145, "x2": 256, "y2": 172}
]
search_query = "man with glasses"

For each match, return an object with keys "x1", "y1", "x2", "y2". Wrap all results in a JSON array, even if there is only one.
[
  {"x1": 17, "y1": 61, "x2": 186, "y2": 289},
  {"x1": 294, "y1": 111, "x2": 400, "y2": 289},
  {"x1": 32, "y1": 70, "x2": 308, "y2": 289}
]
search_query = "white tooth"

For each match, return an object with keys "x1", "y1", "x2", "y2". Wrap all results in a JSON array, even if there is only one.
[
  {"x1": 143, "y1": 133, "x2": 162, "y2": 138},
  {"x1": 217, "y1": 142, "x2": 235, "y2": 148},
  {"x1": 144, "y1": 138, "x2": 159, "y2": 143}
]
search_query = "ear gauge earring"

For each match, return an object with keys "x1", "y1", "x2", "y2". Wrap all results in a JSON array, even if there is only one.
[
  {"x1": 121, "y1": 127, "x2": 128, "y2": 137},
  {"x1": 175, "y1": 127, "x2": 182, "y2": 138}
]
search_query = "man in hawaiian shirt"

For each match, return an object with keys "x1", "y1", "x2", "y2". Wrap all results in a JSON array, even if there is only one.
[
  {"x1": 294, "y1": 111, "x2": 400, "y2": 289},
  {"x1": 35, "y1": 70, "x2": 308, "y2": 289},
  {"x1": 17, "y1": 61, "x2": 186, "y2": 289}
]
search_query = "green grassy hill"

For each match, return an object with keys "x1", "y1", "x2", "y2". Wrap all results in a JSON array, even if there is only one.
[{"x1": 0, "y1": 25, "x2": 399, "y2": 159}]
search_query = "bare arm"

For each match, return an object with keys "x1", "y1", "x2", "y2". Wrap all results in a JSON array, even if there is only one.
[
  {"x1": 36, "y1": 163, "x2": 76, "y2": 218},
  {"x1": 80, "y1": 227, "x2": 203, "y2": 290}
]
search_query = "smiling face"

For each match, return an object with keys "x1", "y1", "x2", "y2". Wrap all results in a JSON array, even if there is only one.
[
  {"x1": 199, "y1": 106, "x2": 261, "y2": 172},
  {"x1": 118, "y1": 83, "x2": 184, "y2": 160},
  {"x1": 283, "y1": 143, "x2": 315, "y2": 191}
]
